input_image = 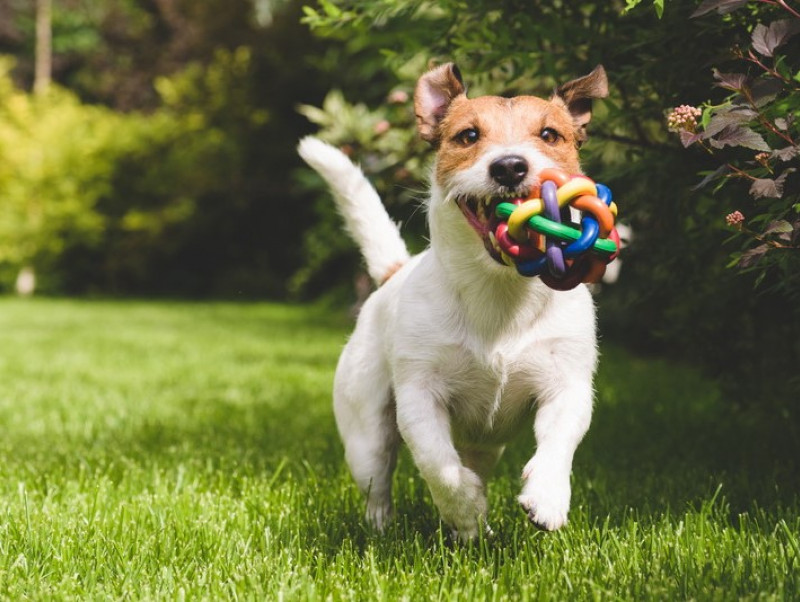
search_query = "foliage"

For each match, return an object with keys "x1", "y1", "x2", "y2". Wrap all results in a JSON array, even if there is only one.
[
  {"x1": 0, "y1": 57, "x2": 150, "y2": 290},
  {"x1": 0, "y1": 1, "x2": 336, "y2": 296},
  {"x1": 667, "y1": 1, "x2": 800, "y2": 295},
  {"x1": 0, "y1": 0, "x2": 266, "y2": 110},
  {"x1": 0, "y1": 298, "x2": 798, "y2": 598},
  {"x1": 0, "y1": 53, "x2": 238, "y2": 294}
]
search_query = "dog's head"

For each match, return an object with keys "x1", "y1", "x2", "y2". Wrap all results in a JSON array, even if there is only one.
[{"x1": 415, "y1": 63, "x2": 608, "y2": 268}]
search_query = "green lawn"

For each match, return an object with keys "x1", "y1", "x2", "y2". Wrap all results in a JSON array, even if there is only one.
[{"x1": 0, "y1": 298, "x2": 797, "y2": 600}]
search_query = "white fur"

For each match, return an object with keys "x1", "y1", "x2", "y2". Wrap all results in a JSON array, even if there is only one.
[
  {"x1": 298, "y1": 136, "x2": 597, "y2": 539},
  {"x1": 441, "y1": 143, "x2": 558, "y2": 202},
  {"x1": 298, "y1": 136, "x2": 410, "y2": 284}
]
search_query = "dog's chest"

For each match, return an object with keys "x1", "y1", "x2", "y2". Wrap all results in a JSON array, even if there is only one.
[{"x1": 439, "y1": 341, "x2": 538, "y2": 442}]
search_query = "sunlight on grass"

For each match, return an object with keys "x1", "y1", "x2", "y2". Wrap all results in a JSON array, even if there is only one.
[{"x1": 0, "y1": 298, "x2": 797, "y2": 599}]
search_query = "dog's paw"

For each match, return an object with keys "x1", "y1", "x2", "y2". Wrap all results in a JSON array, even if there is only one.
[
  {"x1": 518, "y1": 459, "x2": 571, "y2": 531},
  {"x1": 365, "y1": 500, "x2": 394, "y2": 532},
  {"x1": 429, "y1": 465, "x2": 487, "y2": 540},
  {"x1": 518, "y1": 492, "x2": 568, "y2": 531},
  {"x1": 450, "y1": 522, "x2": 494, "y2": 543}
]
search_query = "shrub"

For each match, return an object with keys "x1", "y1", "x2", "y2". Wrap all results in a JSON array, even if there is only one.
[
  {"x1": 666, "y1": 1, "x2": 800, "y2": 298},
  {"x1": 0, "y1": 50, "x2": 256, "y2": 295}
]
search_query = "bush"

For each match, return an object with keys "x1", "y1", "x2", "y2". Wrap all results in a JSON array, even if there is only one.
[{"x1": 0, "y1": 47, "x2": 281, "y2": 296}]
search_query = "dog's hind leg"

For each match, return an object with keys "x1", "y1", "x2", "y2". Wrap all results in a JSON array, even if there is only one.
[{"x1": 333, "y1": 322, "x2": 400, "y2": 531}]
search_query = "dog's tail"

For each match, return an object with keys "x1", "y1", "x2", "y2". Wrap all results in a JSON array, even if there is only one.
[{"x1": 297, "y1": 136, "x2": 410, "y2": 285}]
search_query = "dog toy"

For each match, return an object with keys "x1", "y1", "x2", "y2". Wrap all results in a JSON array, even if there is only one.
[{"x1": 492, "y1": 168, "x2": 620, "y2": 291}]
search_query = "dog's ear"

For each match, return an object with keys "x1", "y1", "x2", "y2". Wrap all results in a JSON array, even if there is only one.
[
  {"x1": 554, "y1": 65, "x2": 608, "y2": 144},
  {"x1": 414, "y1": 62, "x2": 466, "y2": 144}
]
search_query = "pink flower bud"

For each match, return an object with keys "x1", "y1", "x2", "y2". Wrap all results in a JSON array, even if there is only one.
[
  {"x1": 667, "y1": 105, "x2": 702, "y2": 133},
  {"x1": 726, "y1": 211, "x2": 745, "y2": 229}
]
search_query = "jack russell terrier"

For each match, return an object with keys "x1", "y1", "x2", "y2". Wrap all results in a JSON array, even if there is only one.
[{"x1": 298, "y1": 62, "x2": 608, "y2": 539}]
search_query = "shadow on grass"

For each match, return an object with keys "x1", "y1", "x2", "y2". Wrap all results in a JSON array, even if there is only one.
[{"x1": 567, "y1": 344, "x2": 800, "y2": 523}]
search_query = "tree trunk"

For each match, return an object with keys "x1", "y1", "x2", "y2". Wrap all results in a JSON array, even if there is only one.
[{"x1": 34, "y1": 0, "x2": 52, "y2": 95}]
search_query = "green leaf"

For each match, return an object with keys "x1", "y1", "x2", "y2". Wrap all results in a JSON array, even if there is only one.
[
  {"x1": 319, "y1": 0, "x2": 342, "y2": 19},
  {"x1": 700, "y1": 105, "x2": 715, "y2": 130}
]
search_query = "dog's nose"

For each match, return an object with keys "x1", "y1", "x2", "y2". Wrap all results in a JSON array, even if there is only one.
[{"x1": 489, "y1": 155, "x2": 529, "y2": 187}]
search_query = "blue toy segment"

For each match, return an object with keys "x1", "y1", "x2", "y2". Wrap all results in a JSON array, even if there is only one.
[
  {"x1": 564, "y1": 216, "x2": 600, "y2": 258},
  {"x1": 596, "y1": 183, "x2": 612, "y2": 206},
  {"x1": 515, "y1": 255, "x2": 547, "y2": 277}
]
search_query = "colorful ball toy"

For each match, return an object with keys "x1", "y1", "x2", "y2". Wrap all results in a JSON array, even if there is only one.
[{"x1": 492, "y1": 168, "x2": 620, "y2": 291}]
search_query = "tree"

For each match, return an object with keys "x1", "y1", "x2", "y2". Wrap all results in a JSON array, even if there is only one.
[{"x1": 33, "y1": 0, "x2": 49, "y2": 95}]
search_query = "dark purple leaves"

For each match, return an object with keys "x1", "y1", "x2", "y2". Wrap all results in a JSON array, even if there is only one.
[
  {"x1": 772, "y1": 146, "x2": 799, "y2": 161},
  {"x1": 750, "y1": 178, "x2": 781, "y2": 199},
  {"x1": 764, "y1": 220, "x2": 794, "y2": 242},
  {"x1": 713, "y1": 69, "x2": 747, "y2": 91},
  {"x1": 691, "y1": 0, "x2": 748, "y2": 18},
  {"x1": 737, "y1": 244, "x2": 769, "y2": 268},
  {"x1": 709, "y1": 125, "x2": 770, "y2": 152},
  {"x1": 749, "y1": 78, "x2": 784, "y2": 108},
  {"x1": 679, "y1": 130, "x2": 702, "y2": 147},
  {"x1": 749, "y1": 169, "x2": 795, "y2": 199},
  {"x1": 751, "y1": 20, "x2": 800, "y2": 57},
  {"x1": 703, "y1": 106, "x2": 756, "y2": 138}
]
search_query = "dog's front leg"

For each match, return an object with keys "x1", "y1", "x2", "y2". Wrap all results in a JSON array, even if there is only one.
[
  {"x1": 519, "y1": 381, "x2": 593, "y2": 531},
  {"x1": 394, "y1": 380, "x2": 487, "y2": 540}
]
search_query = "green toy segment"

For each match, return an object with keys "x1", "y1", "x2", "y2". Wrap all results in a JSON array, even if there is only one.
[{"x1": 495, "y1": 202, "x2": 618, "y2": 256}]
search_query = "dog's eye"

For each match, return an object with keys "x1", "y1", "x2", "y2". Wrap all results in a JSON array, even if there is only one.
[
  {"x1": 455, "y1": 128, "x2": 480, "y2": 146},
  {"x1": 540, "y1": 127, "x2": 562, "y2": 145}
]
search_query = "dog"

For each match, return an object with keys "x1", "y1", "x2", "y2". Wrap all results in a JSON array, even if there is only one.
[{"x1": 298, "y1": 62, "x2": 608, "y2": 539}]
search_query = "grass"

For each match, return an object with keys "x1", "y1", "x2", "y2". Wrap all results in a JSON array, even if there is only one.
[{"x1": 0, "y1": 297, "x2": 797, "y2": 600}]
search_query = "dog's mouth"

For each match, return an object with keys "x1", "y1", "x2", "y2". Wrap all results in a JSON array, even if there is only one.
[{"x1": 455, "y1": 189, "x2": 529, "y2": 263}]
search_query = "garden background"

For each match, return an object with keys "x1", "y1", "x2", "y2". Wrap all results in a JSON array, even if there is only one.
[{"x1": 0, "y1": 0, "x2": 798, "y2": 598}]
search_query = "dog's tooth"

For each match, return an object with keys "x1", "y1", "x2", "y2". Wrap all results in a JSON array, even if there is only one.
[{"x1": 488, "y1": 230, "x2": 500, "y2": 252}]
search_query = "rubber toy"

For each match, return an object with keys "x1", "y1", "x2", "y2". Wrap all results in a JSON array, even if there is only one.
[{"x1": 492, "y1": 168, "x2": 620, "y2": 291}]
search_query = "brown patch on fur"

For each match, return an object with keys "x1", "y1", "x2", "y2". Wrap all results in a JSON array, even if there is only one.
[
  {"x1": 380, "y1": 261, "x2": 405, "y2": 286},
  {"x1": 434, "y1": 95, "x2": 582, "y2": 185}
]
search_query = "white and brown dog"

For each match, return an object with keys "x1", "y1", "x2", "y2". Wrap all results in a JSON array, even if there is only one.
[{"x1": 298, "y1": 62, "x2": 608, "y2": 539}]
